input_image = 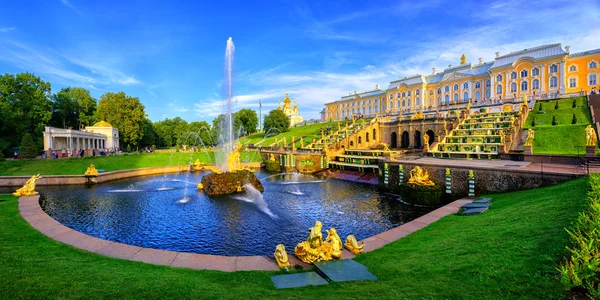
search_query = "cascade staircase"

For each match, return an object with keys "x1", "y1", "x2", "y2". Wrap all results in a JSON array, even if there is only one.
[
  {"x1": 327, "y1": 148, "x2": 383, "y2": 173},
  {"x1": 305, "y1": 118, "x2": 375, "y2": 150},
  {"x1": 429, "y1": 110, "x2": 524, "y2": 159}
]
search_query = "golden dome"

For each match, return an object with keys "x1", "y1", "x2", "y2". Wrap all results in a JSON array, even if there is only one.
[{"x1": 93, "y1": 121, "x2": 112, "y2": 127}]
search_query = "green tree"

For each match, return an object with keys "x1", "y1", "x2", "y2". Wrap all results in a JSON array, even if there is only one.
[
  {"x1": 20, "y1": 133, "x2": 37, "y2": 159},
  {"x1": 263, "y1": 109, "x2": 290, "y2": 133},
  {"x1": 211, "y1": 114, "x2": 227, "y2": 145},
  {"x1": 552, "y1": 115, "x2": 558, "y2": 126},
  {"x1": 153, "y1": 119, "x2": 174, "y2": 147},
  {"x1": 234, "y1": 108, "x2": 258, "y2": 136},
  {"x1": 0, "y1": 73, "x2": 52, "y2": 156},
  {"x1": 69, "y1": 87, "x2": 97, "y2": 128},
  {"x1": 572, "y1": 114, "x2": 578, "y2": 124},
  {"x1": 188, "y1": 121, "x2": 212, "y2": 146},
  {"x1": 538, "y1": 102, "x2": 543, "y2": 111},
  {"x1": 554, "y1": 101, "x2": 559, "y2": 110},
  {"x1": 531, "y1": 116, "x2": 536, "y2": 127},
  {"x1": 50, "y1": 89, "x2": 76, "y2": 128},
  {"x1": 139, "y1": 118, "x2": 156, "y2": 147},
  {"x1": 96, "y1": 92, "x2": 146, "y2": 148},
  {"x1": 170, "y1": 117, "x2": 189, "y2": 145}
]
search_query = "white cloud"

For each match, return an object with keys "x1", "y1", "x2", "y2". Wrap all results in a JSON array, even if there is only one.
[
  {"x1": 0, "y1": 27, "x2": 15, "y2": 33},
  {"x1": 59, "y1": 0, "x2": 85, "y2": 16}
]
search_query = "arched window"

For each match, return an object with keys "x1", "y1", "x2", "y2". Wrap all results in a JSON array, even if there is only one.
[
  {"x1": 463, "y1": 82, "x2": 468, "y2": 89},
  {"x1": 475, "y1": 81, "x2": 481, "y2": 88},
  {"x1": 402, "y1": 100, "x2": 405, "y2": 107},
  {"x1": 521, "y1": 69, "x2": 528, "y2": 77},
  {"x1": 511, "y1": 72, "x2": 517, "y2": 79},
  {"x1": 415, "y1": 89, "x2": 420, "y2": 95},
  {"x1": 475, "y1": 90, "x2": 481, "y2": 100},
  {"x1": 397, "y1": 93, "x2": 401, "y2": 98},
  {"x1": 416, "y1": 97, "x2": 420, "y2": 105},
  {"x1": 453, "y1": 84, "x2": 459, "y2": 91},
  {"x1": 402, "y1": 92, "x2": 406, "y2": 97},
  {"x1": 486, "y1": 89, "x2": 491, "y2": 99},
  {"x1": 454, "y1": 93, "x2": 458, "y2": 101},
  {"x1": 408, "y1": 91, "x2": 412, "y2": 96},
  {"x1": 550, "y1": 64, "x2": 558, "y2": 73},
  {"x1": 496, "y1": 84, "x2": 502, "y2": 94},
  {"x1": 390, "y1": 93, "x2": 394, "y2": 99},
  {"x1": 532, "y1": 68, "x2": 540, "y2": 76},
  {"x1": 382, "y1": 104, "x2": 386, "y2": 111},
  {"x1": 397, "y1": 100, "x2": 401, "y2": 108},
  {"x1": 445, "y1": 86, "x2": 450, "y2": 92},
  {"x1": 444, "y1": 95, "x2": 449, "y2": 104},
  {"x1": 521, "y1": 81, "x2": 528, "y2": 91},
  {"x1": 590, "y1": 61, "x2": 598, "y2": 69},
  {"x1": 463, "y1": 92, "x2": 468, "y2": 101},
  {"x1": 532, "y1": 79, "x2": 540, "y2": 90},
  {"x1": 486, "y1": 80, "x2": 491, "y2": 87},
  {"x1": 569, "y1": 65, "x2": 577, "y2": 72},
  {"x1": 496, "y1": 74, "x2": 503, "y2": 82},
  {"x1": 510, "y1": 82, "x2": 517, "y2": 93},
  {"x1": 550, "y1": 76, "x2": 558, "y2": 87},
  {"x1": 407, "y1": 100, "x2": 411, "y2": 106},
  {"x1": 437, "y1": 88, "x2": 442, "y2": 94},
  {"x1": 589, "y1": 73, "x2": 597, "y2": 86},
  {"x1": 390, "y1": 101, "x2": 393, "y2": 109},
  {"x1": 438, "y1": 96, "x2": 442, "y2": 105}
]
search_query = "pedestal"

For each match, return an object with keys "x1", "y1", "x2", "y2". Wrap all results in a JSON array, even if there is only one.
[
  {"x1": 524, "y1": 145, "x2": 533, "y2": 154},
  {"x1": 586, "y1": 145, "x2": 596, "y2": 157}
]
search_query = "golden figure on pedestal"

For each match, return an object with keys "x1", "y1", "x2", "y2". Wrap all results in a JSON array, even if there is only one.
[
  {"x1": 524, "y1": 128, "x2": 535, "y2": 146},
  {"x1": 586, "y1": 125, "x2": 597, "y2": 146},
  {"x1": 274, "y1": 244, "x2": 290, "y2": 269},
  {"x1": 294, "y1": 221, "x2": 344, "y2": 264},
  {"x1": 13, "y1": 174, "x2": 42, "y2": 196},
  {"x1": 423, "y1": 134, "x2": 430, "y2": 151},
  {"x1": 407, "y1": 166, "x2": 435, "y2": 186},
  {"x1": 344, "y1": 235, "x2": 364, "y2": 255},
  {"x1": 84, "y1": 164, "x2": 99, "y2": 176}
]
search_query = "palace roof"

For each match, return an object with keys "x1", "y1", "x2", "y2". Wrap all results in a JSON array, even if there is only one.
[
  {"x1": 570, "y1": 48, "x2": 600, "y2": 58},
  {"x1": 489, "y1": 44, "x2": 566, "y2": 69},
  {"x1": 91, "y1": 121, "x2": 112, "y2": 127},
  {"x1": 339, "y1": 89, "x2": 385, "y2": 101}
]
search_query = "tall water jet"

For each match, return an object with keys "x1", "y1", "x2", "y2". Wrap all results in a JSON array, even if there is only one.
[{"x1": 220, "y1": 37, "x2": 235, "y2": 171}]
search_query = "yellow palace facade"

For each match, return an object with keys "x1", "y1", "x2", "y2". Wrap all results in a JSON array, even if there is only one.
[{"x1": 324, "y1": 44, "x2": 600, "y2": 121}]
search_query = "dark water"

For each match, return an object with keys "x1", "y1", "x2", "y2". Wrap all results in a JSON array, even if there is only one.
[{"x1": 38, "y1": 171, "x2": 432, "y2": 256}]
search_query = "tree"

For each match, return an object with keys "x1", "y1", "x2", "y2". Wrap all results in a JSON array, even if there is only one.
[
  {"x1": 188, "y1": 121, "x2": 212, "y2": 146},
  {"x1": 538, "y1": 103, "x2": 543, "y2": 111},
  {"x1": 552, "y1": 115, "x2": 558, "y2": 126},
  {"x1": 20, "y1": 133, "x2": 37, "y2": 159},
  {"x1": 69, "y1": 87, "x2": 97, "y2": 128},
  {"x1": 50, "y1": 90, "x2": 77, "y2": 128},
  {"x1": 96, "y1": 92, "x2": 146, "y2": 148},
  {"x1": 0, "y1": 73, "x2": 52, "y2": 156},
  {"x1": 153, "y1": 119, "x2": 175, "y2": 147},
  {"x1": 572, "y1": 114, "x2": 578, "y2": 124},
  {"x1": 234, "y1": 108, "x2": 259, "y2": 136},
  {"x1": 211, "y1": 114, "x2": 227, "y2": 145},
  {"x1": 139, "y1": 118, "x2": 156, "y2": 147},
  {"x1": 572, "y1": 99, "x2": 577, "y2": 108},
  {"x1": 531, "y1": 116, "x2": 536, "y2": 127},
  {"x1": 555, "y1": 101, "x2": 559, "y2": 110},
  {"x1": 263, "y1": 109, "x2": 290, "y2": 133}
]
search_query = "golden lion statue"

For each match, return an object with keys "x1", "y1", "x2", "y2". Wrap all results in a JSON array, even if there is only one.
[
  {"x1": 13, "y1": 174, "x2": 42, "y2": 196},
  {"x1": 274, "y1": 244, "x2": 290, "y2": 269},
  {"x1": 344, "y1": 235, "x2": 364, "y2": 255}
]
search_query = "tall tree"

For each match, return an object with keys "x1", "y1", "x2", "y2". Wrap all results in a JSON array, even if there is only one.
[
  {"x1": 0, "y1": 73, "x2": 52, "y2": 156},
  {"x1": 139, "y1": 118, "x2": 156, "y2": 147},
  {"x1": 188, "y1": 121, "x2": 213, "y2": 146},
  {"x1": 153, "y1": 119, "x2": 174, "y2": 147},
  {"x1": 234, "y1": 108, "x2": 258, "y2": 136},
  {"x1": 69, "y1": 87, "x2": 97, "y2": 129},
  {"x1": 50, "y1": 89, "x2": 77, "y2": 128},
  {"x1": 96, "y1": 92, "x2": 146, "y2": 148},
  {"x1": 263, "y1": 109, "x2": 290, "y2": 133},
  {"x1": 211, "y1": 114, "x2": 227, "y2": 145}
]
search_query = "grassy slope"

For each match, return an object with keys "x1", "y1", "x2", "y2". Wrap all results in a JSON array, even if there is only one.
[
  {"x1": 240, "y1": 120, "x2": 352, "y2": 147},
  {"x1": 0, "y1": 151, "x2": 262, "y2": 176},
  {"x1": 522, "y1": 98, "x2": 593, "y2": 155},
  {"x1": 0, "y1": 177, "x2": 589, "y2": 299}
]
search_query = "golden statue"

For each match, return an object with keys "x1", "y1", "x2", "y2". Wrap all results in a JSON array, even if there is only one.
[
  {"x1": 407, "y1": 166, "x2": 435, "y2": 186},
  {"x1": 13, "y1": 174, "x2": 42, "y2": 196},
  {"x1": 274, "y1": 244, "x2": 290, "y2": 269},
  {"x1": 499, "y1": 130, "x2": 505, "y2": 143},
  {"x1": 379, "y1": 143, "x2": 391, "y2": 152},
  {"x1": 524, "y1": 128, "x2": 535, "y2": 147},
  {"x1": 236, "y1": 186, "x2": 243, "y2": 193},
  {"x1": 423, "y1": 134, "x2": 430, "y2": 151},
  {"x1": 468, "y1": 170, "x2": 475, "y2": 179},
  {"x1": 443, "y1": 120, "x2": 448, "y2": 136},
  {"x1": 227, "y1": 143, "x2": 243, "y2": 171},
  {"x1": 84, "y1": 164, "x2": 99, "y2": 176},
  {"x1": 300, "y1": 137, "x2": 304, "y2": 148},
  {"x1": 460, "y1": 54, "x2": 467, "y2": 65},
  {"x1": 294, "y1": 221, "x2": 344, "y2": 264},
  {"x1": 445, "y1": 168, "x2": 451, "y2": 176},
  {"x1": 338, "y1": 122, "x2": 341, "y2": 132},
  {"x1": 282, "y1": 137, "x2": 287, "y2": 148},
  {"x1": 197, "y1": 183, "x2": 204, "y2": 190},
  {"x1": 191, "y1": 159, "x2": 204, "y2": 171},
  {"x1": 274, "y1": 137, "x2": 278, "y2": 146},
  {"x1": 269, "y1": 153, "x2": 276, "y2": 161},
  {"x1": 411, "y1": 111, "x2": 424, "y2": 121},
  {"x1": 586, "y1": 125, "x2": 597, "y2": 146},
  {"x1": 292, "y1": 136, "x2": 296, "y2": 151},
  {"x1": 344, "y1": 235, "x2": 364, "y2": 255}
]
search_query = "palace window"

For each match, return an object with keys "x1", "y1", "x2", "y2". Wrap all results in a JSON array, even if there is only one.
[
  {"x1": 590, "y1": 61, "x2": 598, "y2": 69},
  {"x1": 550, "y1": 64, "x2": 558, "y2": 73},
  {"x1": 402, "y1": 92, "x2": 406, "y2": 98},
  {"x1": 511, "y1": 72, "x2": 517, "y2": 80},
  {"x1": 397, "y1": 93, "x2": 400, "y2": 99},
  {"x1": 416, "y1": 89, "x2": 420, "y2": 95},
  {"x1": 521, "y1": 81, "x2": 528, "y2": 91},
  {"x1": 569, "y1": 77, "x2": 577, "y2": 88},
  {"x1": 382, "y1": 104, "x2": 385, "y2": 111},
  {"x1": 429, "y1": 90, "x2": 433, "y2": 96},
  {"x1": 550, "y1": 76, "x2": 558, "y2": 87},
  {"x1": 463, "y1": 92, "x2": 468, "y2": 101},
  {"x1": 475, "y1": 90, "x2": 481, "y2": 100},
  {"x1": 496, "y1": 74, "x2": 503, "y2": 82},
  {"x1": 569, "y1": 65, "x2": 577, "y2": 72},
  {"x1": 532, "y1": 79, "x2": 540, "y2": 90},
  {"x1": 590, "y1": 74, "x2": 597, "y2": 86},
  {"x1": 486, "y1": 89, "x2": 491, "y2": 99},
  {"x1": 445, "y1": 86, "x2": 450, "y2": 92},
  {"x1": 390, "y1": 93, "x2": 394, "y2": 99},
  {"x1": 532, "y1": 68, "x2": 540, "y2": 76},
  {"x1": 390, "y1": 101, "x2": 393, "y2": 109},
  {"x1": 408, "y1": 91, "x2": 412, "y2": 96},
  {"x1": 453, "y1": 84, "x2": 459, "y2": 91},
  {"x1": 396, "y1": 100, "x2": 399, "y2": 108},
  {"x1": 445, "y1": 95, "x2": 450, "y2": 104},
  {"x1": 463, "y1": 82, "x2": 468, "y2": 89},
  {"x1": 438, "y1": 88, "x2": 442, "y2": 94},
  {"x1": 416, "y1": 97, "x2": 420, "y2": 105},
  {"x1": 510, "y1": 82, "x2": 517, "y2": 93},
  {"x1": 438, "y1": 96, "x2": 442, "y2": 105},
  {"x1": 496, "y1": 84, "x2": 502, "y2": 94},
  {"x1": 475, "y1": 81, "x2": 481, "y2": 89},
  {"x1": 407, "y1": 100, "x2": 411, "y2": 106},
  {"x1": 521, "y1": 69, "x2": 528, "y2": 78},
  {"x1": 486, "y1": 80, "x2": 491, "y2": 87},
  {"x1": 454, "y1": 93, "x2": 459, "y2": 102}
]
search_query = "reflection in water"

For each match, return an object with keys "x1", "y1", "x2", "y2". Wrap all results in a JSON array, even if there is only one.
[{"x1": 39, "y1": 171, "x2": 432, "y2": 256}]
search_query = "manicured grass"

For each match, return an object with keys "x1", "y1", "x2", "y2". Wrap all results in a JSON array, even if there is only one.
[
  {"x1": 0, "y1": 177, "x2": 589, "y2": 298},
  {"x1": 0, "y1": 151, "x2": 262, "y2": 176},
  {"x1": 240, "y1": 120, "x2": 350, "y2": 147}
]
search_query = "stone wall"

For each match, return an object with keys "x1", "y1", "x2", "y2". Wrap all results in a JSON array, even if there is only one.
[
  {"x1": 378, "y1": 160, "x2": 578, "y2": 200},
  {"x1": 259, "y1": 151, "x2": 327, "y2": 174}
]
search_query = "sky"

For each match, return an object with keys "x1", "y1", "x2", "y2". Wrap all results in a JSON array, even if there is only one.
[{"x1": 1, "y1": 0, "x2": 599, "y2": 123}]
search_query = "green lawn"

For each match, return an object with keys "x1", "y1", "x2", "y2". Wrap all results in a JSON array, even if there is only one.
[
  {"x1": 0, "y1": 151, "x2": 262, "y2": 176},
  {"x1": 0, "y1": 177, "x2": 589, "y2": 299},
  {"x1": 241, "y1": 120, "x2": 350, "y2": 147},
  {"x1": 521, "y1": 98, "x2": 593, "y2": 155}
]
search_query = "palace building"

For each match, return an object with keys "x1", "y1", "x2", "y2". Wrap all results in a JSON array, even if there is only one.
[
  {"x1": 323, "y1": 43, "x2": 600, "y2": 121},
  {"x1": 43, "y1": 121, "x2": 120, "y2": 151},
  {"x1": 279, "y1": 91, "x2": 304, "y2": 126}
]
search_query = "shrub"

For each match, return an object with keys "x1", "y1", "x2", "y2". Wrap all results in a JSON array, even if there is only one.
[
  {"x1": 0, "y1": 152, "x2": 5, "y2": 162},
  {"x1": 559, "y1": 174, "x2": 600, "y2": 299},
  {"x1": 20, "y1": 133, "x2": 37, "y2": 159},
  {"x1": 573, "y1": 99, "x2": 577, "y2": 108},
  {"x1": 126, "y1": 144, "x2": 131, "y2": 153},
  {"x1": 531, "y1": 116, "x2": 536, "y2": 127},
  {"x1": 572, "y1": 114, "x2": 578, "y2": 124},
  {"x1": 555, "y1": 101, "x2": 559, "y2": 110},
  {"x1": 552, "y1": 116, "x2": 558, "y2": 126},
  {"x1": 175, "y1": 144, "x2": 180, "y2": 152},
  {"x1": 539, "y1": 102, "x2": 543, "y2": 111},
  {"x1": 479, "y1": 108, "x2": 486, "y2": 113}
]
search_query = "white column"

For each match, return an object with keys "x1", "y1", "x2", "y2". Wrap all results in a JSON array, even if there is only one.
[
  {"x1": 560, "y1": 61, "x2": 566, "y2": 92},
  {"x1": 469, "y1": 81, "x2": 473, "y2": 101},
  {"x1": 541, "y1": 65, "x2": 545, "y2": 93},
  {"x1": 505, "y1": 71, "x2": 509, "y2": 96},
  {"x1": 491, "y1": 74, "x2": 495, "y2": 98}
]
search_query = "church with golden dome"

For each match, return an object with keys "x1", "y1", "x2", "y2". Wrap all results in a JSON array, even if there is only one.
[{"x1": 278, "y1": 91, "x2": 304, "y2": 126}]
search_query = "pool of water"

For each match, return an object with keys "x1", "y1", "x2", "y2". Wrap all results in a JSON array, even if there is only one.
[{"x1": 39, "y1": 171, "x2": 432, "y2": 256}]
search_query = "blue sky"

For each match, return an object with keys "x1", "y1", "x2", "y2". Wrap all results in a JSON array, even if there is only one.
[{"x1": 1, "y1": 0, "x2": 599, "y2": 122}]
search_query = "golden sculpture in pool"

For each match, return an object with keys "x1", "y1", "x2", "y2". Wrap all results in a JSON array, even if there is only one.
[
  {"x1": 586, "y1": 125, "x2": 597, "y2": 146},
  {"x1": 294, "y1": 221, "x2": 344, "y2": 264},
  {"x1": 13, "y1": 174, "x2": 42, "y2": 196},
  {"x1": 190, "y1": 159, "x2": 204, "y2": 171},
  {"x1": 344, "y1": 235, "x2": 364, "y2": 255},
  {"x1": 84, "y1": 164, "x2": 98, "y2": 176},
  {"x1": 274, "y1": 244, "x2": 290, "y2": 269},
  {"x1": 407, "y1": 166, "x2": 435, "y2": 186}
]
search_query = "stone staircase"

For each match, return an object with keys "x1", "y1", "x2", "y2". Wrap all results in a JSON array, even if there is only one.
[
  {"x1": 327, "y1": 148, "x2": 384, "y2": 173},
  {"x1": 305, "y1": 118, "x2": 374, "y2": 150},
  {"x1": 429, "y1": 110, "x2": 524, "y2": 159}
]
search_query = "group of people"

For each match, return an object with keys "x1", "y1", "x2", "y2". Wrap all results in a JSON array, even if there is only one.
[{"x1": 40, "y1": 147, "x2": 121, "y2": 159}]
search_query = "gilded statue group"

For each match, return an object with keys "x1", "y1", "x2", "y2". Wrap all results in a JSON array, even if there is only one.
[
  {"x1": 274, "y1": 221, "x2": 364, "y2": 268},
  {"x1": 13, "y1": 174, "x2": 42, "y2": 196}
]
